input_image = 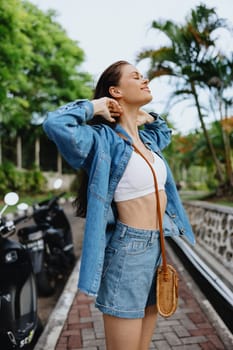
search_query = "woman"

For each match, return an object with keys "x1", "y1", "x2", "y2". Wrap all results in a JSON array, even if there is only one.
[{"x1": 43, "y1": 60, "x2": 195, "y2": 350}]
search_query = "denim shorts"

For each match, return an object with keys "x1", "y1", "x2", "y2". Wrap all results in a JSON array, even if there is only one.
[{"x1": 95, "y1": 221, "x2": 161, "y2": 319}]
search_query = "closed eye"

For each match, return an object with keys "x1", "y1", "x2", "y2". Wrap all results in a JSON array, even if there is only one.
[{"x1": 131, "y1": 71, "x2": 143, "y2": 80}]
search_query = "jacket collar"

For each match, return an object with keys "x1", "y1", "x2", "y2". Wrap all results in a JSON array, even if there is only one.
[{"x1": 114, "y1": 124, "x2": 133, "y2": 145}]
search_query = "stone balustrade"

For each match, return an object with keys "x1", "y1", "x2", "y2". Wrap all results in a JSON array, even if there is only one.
[{"x1": 183, "y1": 201, "x2": 233, "y2": 273}]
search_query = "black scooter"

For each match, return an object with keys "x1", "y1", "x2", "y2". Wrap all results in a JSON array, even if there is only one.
[
  {"x1": 17, "y1": 179, "x2": 76, "y2": 296},
  {"x1": 0, "y1": 192, "x2": 42, "y2": 349}
]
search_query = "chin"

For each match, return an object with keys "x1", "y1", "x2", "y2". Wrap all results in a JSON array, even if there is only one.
[{"x1": 142, "y1": 95, "x2": 153, "y2": 105}]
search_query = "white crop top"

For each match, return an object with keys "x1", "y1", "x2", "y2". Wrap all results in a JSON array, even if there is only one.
[{"x1": 114, "y1": 150, "x2": 167, "y2": 202}]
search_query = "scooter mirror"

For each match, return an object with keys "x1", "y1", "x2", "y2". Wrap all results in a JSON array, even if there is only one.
[
  {"x1": 4, "y1": 192, "x2": 19, "y2": 206},
  {"x1": 17, "y1": 202, "x2": 29, "y2": 211},
  {"x1": 53, "y1": 178, "x2": 63, "y2": 190}
]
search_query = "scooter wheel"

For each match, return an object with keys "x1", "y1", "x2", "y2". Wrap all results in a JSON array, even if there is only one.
[
  {"x1": 68, "y1": 252, "x2": 76, "y2": 267},
  {"x1": 36, "y1": 268, "x2": 55, "y2": 297}
]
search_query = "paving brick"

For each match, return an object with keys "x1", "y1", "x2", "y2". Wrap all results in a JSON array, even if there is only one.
[
  {"x1": 164, "y1": 331, "x2": 182, "y2": 346},
  {"x1": 80, "y1": 317, "x2": 93, "y2": 323},
  {"x1": 53, "y1": 250, "x2": 228, "y2": 350},
  {"x1": 67, "y1": 314, "x2": 80, "y2": 324},
  {"x1": 190, "y1": 328, "x2": 217, "y2": 336},
  {"x1": 200, "y1": 342, "x2": 218, "y2": 350},
  {"x1": 158, "y1": 319, "x2": 180, "y2": 327},
  {"x1": 172, "y1": 345, "x2": 202, "y2": 349},
  {"x1": 174, "y1": 325, "x2": 190, "y2": 337},
  {"x1": 68, "y1": 323, "x2": 82, "y2": 330},
  {"x1": 188, "y1": 312, "x2": 207, "y2": 324},
  {"x1": 79, "y1": 307, "x2": 91, "y2": 318},
  {"x1": 177, "y1": 307, "x2": 195, "y2": 314},
  {"x1": 62, "y1": 330, "x2": 81, "y2": 336},
  {"x1": 156, "y1": 325, "x2": 173, "y2": 333},
  {"x1": 182, "y1": 335, "x2": 208, "y2": 344},
  {"x1": 152, "y1": 340, "x2": 172, "y2": 350},
  {"x1": 95, "y1": 333, "x2": 105, "y2": 339},
  {"x1": 206, "y1": 334, "x2": 225, "y2": 349},
  {"x1": 151, "y1": 333, "x2": 164, "y2": 341},
  {"x1": 196, "y1": 322, "x2": 213, "y2": 329},
  {"x1": 180, "y1": 317, "x2": 197, "y2": 330},
  {"x1": 68, "y1": 334, "x2": 82, "y2": 348},
  {"x1": 75, "y1": 322, "x2": 93, "y2": 329},
  {"x1": 56, "y1": 337, "x2": 68, "y2": 348},
  {"x1": 77, "y1": 304, "x2": 91, "y2": 312},
  {"x1": 69, "y1": 308, "x2": 79, "y2": 315},
  {"x1": 83, "y1": 339, "x2": 106, "y2": 348},
  {"x1": 82, "y1": 328, "x2": 95, "y2": 341}
]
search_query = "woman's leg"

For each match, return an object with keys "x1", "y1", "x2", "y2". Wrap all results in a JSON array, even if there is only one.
[
  {"x1": 103, "y1": 306, "x2": 158, "y2": 350},
  {"x1": 140, "y1": 305, "x2": 158, "y2": 350},
  {"x1": 103, "y1": 314, "x2": 142, "y2": 350}
]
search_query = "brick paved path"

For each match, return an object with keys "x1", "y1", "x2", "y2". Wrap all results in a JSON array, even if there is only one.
[{"x1": 55, "y1": 247, "x2": 231, "y2": 350}]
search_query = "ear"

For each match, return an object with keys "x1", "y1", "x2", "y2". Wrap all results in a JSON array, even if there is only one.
[{"x1": 109, "y1": 86, "x2": 122, "y2": 98}]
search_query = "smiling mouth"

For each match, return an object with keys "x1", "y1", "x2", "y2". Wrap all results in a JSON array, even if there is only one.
[{"x1": 142, "y1": 88, "x2": 151, "y2": 93}]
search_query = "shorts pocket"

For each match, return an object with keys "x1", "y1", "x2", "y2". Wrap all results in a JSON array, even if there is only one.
[{"x1": 102, "y1": 246, "x2": 117, "y2": 279}]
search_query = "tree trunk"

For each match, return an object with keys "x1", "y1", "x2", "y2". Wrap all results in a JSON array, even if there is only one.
[
  {"x1": 219, "y1": 101, "x2": 233, "y2": 188},
  {"x1": 57, "y1": 152, "x2": 62, "y2": 174},
  {"x1": 16, "y1": 136, "x2": 22, "y2": 169},
  {"x1": 35, "y1": 137, "x2": 40, "y2": 168},
  {"x1": 0, "y1": 137, "x2": 2, "y2": 165},
  {"x1": 191, "y1": 82, "x2": 225, "y2": 183}
]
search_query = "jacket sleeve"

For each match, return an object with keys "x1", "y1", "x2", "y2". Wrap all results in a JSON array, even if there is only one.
[
  {"x1": 139, "y1": 112, "x2": 172, "y2": 150},
  {"x1": 43, "y1": 99, "x2": 95, "y2": 169}
]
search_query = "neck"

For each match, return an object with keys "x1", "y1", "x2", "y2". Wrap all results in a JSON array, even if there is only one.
[{"x1": 118, "y1": 105, "x2": 140, "y2": 142}]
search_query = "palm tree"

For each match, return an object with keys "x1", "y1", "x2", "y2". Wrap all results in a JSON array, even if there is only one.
[
  {"x1": 137, "y1": 4, "x2": 232, "y2": 190},
  {"x1": 204, "y1": 55, "x2": 233, "y2": 190}
]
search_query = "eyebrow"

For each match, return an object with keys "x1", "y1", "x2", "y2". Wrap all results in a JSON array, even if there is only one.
[{"x1": 131, "y1": 71, "x2": 143, "y2": 78}]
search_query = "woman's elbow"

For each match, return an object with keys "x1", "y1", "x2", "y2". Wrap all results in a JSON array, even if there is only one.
[{"x1": 42, "y1": 112, "x2": 60, "y2": 141}]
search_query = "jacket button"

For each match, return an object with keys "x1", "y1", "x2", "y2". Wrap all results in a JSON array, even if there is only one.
[
  {"x1": 171, "y1": 213, "x2": 176, "y2": 218},
  {"x1": 180, "y1": 228, "x2": 185, "y2": 234}
]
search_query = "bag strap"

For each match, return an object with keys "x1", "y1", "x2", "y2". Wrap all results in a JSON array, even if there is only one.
[{"x1": 117, "y1": 133, "x2": 169, "y2": 280}]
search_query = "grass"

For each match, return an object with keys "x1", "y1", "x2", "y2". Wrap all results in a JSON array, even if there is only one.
[
  {"x1": 180, "y1": 190, "x2": 233, "y2": 207},
  {"x1": 179, "y1": 190, "x2": 209, "y2": 201},
  {"x1": 0, "y1": 191, "x2": 74, "y2": 216},
  {"x1": 215, "y1": 201, "x2": 233, "y2": 207},
  {"x1": 203, "y1": 198, "x2": 233, "y2": 207},
  {"x1": 1, "y1": 189, "x2": 232, "y2": 217}
]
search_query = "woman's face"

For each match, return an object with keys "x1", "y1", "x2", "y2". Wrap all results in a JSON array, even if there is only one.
[{"x1": 117, "y1": 64, "x2": 153, "y2": 106}]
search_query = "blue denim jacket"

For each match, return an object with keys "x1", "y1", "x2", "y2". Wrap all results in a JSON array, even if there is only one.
[{"x1": 43, "y1": 99, "x2": 195, "y2": 296}]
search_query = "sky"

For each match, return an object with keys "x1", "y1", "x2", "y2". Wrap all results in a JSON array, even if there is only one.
[{"x1": 29, "y1": 0, "x2": 233, "y2": 133}]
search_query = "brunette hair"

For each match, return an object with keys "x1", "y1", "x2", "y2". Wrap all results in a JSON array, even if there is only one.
[{"x1": 74, "y1": 60, "x2": 130, "y2": 217}]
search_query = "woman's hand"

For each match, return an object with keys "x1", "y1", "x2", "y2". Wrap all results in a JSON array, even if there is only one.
[
  {"x1": 136, "y1": 110, "x2": 154, "y2": 126},
  {"x1": 92, "y1": 97, "x2": 122, "y2": 122}
]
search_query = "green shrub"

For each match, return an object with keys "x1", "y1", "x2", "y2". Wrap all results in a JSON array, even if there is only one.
[{"x1": 0, "y1": 162, "x2": 47, "y2": 196}]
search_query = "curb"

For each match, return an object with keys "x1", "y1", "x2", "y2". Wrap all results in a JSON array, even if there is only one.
[
  {"x1": 34, "y1": 244, "x2": 233, "y2": 350},
  {"x1": 167, "y1": 242, "x2": 233, "y2": 350},
  {"x1": 34, "y1": 259, "x2": 81, "y2": 350}
]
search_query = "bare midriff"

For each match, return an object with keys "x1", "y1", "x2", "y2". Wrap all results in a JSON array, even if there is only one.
[{"x1": 116, "y1": 190, "x2": 167, "y2": 230}]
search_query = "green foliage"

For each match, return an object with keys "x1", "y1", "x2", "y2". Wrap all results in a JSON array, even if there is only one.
[
  {"x1": 163, "y1": 120, "x2": 233, "y2": 192},
  {"x1": 0, "y1": 0, "x2": 93, "y2": 134},
  {"x1": 0, "y1": 162, "x2": 47, "y2": 195},
  {"x1": 137, "y1": 3, "x2": 232, "y2": 100},
  {"x1": 138, "y1": 3, "x2": 233, "y2": 193},
  {"x1": 24, "y1": 166, "x2": 47, "y2": 192}
]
